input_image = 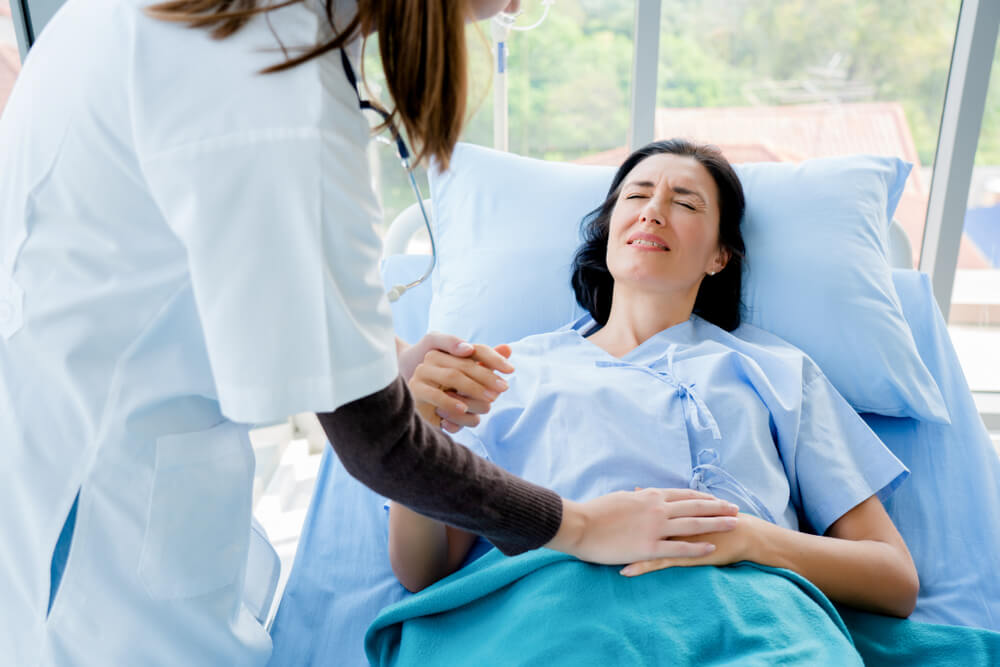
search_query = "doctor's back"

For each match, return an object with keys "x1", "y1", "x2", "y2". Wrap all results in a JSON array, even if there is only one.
[{"x1": 0, "y1": 0, "x2": 393, "y2": 664}]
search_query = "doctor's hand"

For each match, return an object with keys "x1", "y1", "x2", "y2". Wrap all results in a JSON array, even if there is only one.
[
  {"x1": 619, "y1": 512, "x2": 765, "y2": 577},
  {"x1": 405, "y1": 336, "x2": 513, "y2": 433},
  {"x1": 546, "y1": 488, "x2": 741, "y2": 566}
]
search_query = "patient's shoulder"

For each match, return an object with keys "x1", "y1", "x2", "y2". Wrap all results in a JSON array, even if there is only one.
[
  {"x1": 508, "y1": 328, "x2": 578, "y2": 356},
  {"x1": 729, "y1": 321, "x2": 800, "y2": 350},
  {"x1": 696, "y1": 318, "x2": 814, "y2": 366}
]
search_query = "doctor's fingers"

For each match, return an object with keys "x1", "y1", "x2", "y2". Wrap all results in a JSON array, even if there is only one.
[
  {"x1": 648, "y1": 487, "x2": 724, "y2": 503},
  {"x1": 660, "y1": 516, "x2": 739, "y2": 538},
  {"x1": 661, "y1": 498, "x2": 740, "y2": 520},
  {"x1": 417, "y1": 354, "x2": 509, "y2": 401}
]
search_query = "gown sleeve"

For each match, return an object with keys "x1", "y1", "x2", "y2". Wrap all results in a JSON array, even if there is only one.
[{"x1": 783, "y1": 360, "x2": 909, "y2": 535}]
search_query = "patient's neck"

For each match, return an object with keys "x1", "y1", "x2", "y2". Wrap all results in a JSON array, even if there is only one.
[{"x1": 586, "y1": 285, "x2": 696, "y2": 358}]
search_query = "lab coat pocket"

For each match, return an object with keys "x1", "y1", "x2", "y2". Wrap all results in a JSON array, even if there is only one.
[{"x1": 138, "y1": 420, "x2": 253, "y2": 600}]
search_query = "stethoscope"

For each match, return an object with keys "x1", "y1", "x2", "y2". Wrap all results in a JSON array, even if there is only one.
[{"x1": 340, "y1": 49, "x2": 435, "y2": 303}]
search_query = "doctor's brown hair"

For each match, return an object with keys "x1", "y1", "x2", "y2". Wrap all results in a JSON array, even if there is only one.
[{"x1": 146, "y1": 0, "x2": 467, "y2": 170}]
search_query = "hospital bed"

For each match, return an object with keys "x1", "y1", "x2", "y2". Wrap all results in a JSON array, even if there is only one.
[{"x1": 266, "y1": 146, "x2": 1000, "y2": 666}]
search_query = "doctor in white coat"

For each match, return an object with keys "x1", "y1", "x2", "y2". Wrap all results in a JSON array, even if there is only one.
[{"x1": 0, "y1": 0, "x2": 741, "y2": 664}]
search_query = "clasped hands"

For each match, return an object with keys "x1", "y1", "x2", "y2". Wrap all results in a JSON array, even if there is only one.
[{"x1": 399, "y1": 332, "x2": 759, "y2": 575}]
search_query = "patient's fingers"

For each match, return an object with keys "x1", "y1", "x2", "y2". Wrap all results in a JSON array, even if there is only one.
[
  {"x1": 440, "y1": 419, "x2": 461, "y2": 434},
  {"x1": 619, "y1": 550, "x2": 711, "y2": 576},
  {"x1": 443, "y1": 391, "x2": 490, "y2": 415},
  {"x1": 470, "y1": 343, "x2": 514, "y2": 374},
  {"x1": 648, "y1": 540, "x2": 717, "y2": 560},
  {"x1": 410, "y1": 382, "x2": 469, "y2": 416},
  {"x1": 665, "y1": 498, "x2": 740, "y2": 519},
  {"x1": 435, "y1": 407, "x2": 480, "y2": 429}
]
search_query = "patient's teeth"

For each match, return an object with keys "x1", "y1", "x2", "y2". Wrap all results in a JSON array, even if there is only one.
[{"x1": 631, "y1": 239, "x2": 665, "y2": 249}]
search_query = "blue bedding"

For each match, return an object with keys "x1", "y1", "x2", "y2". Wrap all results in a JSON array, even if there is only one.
[
  {"x1": 267, "y1": 267, "x2": 1000, "y2": 667},
  {"x1": 366, "y1": 548, "x2": 1000, "y2": 667},
  {"x1": 864, "y1": 271, "x2": 1000, "y2": 628}
]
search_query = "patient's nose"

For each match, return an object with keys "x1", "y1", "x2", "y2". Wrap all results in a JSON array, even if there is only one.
[{"x1": 640, "y1": 209, "x2": 664, "y2": 226}]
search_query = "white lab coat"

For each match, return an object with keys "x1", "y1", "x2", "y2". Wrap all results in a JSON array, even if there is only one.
[{"x1": 0, "y1": 0, "x2": 396, "y2": 664}]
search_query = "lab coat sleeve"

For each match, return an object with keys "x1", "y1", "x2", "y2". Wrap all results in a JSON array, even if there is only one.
[
  {"x1": 140, "y1": 128, "x2": 398, "y2": 424},
  {"x1": 786, "y1": 362, "x2": 909, "y2": 536}
]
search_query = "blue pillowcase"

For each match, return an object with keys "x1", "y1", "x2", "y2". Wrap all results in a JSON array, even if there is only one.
[
  {"x1": 418, "y1": 142, "x2": 948, "y2": 423},
  {"x1": 737, "y1": 156, "x2": 946, "y2": 420}
]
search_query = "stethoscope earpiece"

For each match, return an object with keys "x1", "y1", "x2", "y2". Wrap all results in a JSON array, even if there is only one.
[{"x1": 386, "y1": 285, "x2": 406, "y2": 303}]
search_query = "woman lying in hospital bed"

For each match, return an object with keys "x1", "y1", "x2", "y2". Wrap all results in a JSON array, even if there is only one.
[{"x1": 375, "y1": 139, "x2": 920, "y2": 664}]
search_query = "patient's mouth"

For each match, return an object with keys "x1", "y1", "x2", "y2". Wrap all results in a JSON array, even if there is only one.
[{"x1": 628, "y1": 239, "x2": 669, "y2": 251}]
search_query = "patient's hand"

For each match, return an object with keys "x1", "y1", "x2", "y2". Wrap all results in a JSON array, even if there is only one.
[
  {"x1": 408, "y1": 338, "x2": 514, "y2": 433},
  {"x1": 619, "y1": 512, "x2": 763, "y2": 576}
]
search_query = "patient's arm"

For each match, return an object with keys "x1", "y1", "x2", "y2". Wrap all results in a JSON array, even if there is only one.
[
  {"x1": 622, "y1": 496, "x2": 919, "y2": 618},
  {"x1": 389, "y1": 503, "x2": 478, "y2": 593}
]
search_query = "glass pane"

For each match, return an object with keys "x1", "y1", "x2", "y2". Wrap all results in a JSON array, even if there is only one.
[
  {"x1": 364, "y1": 1, "x2": 635, "y2": 244},
  {"x1": 948, "y1": 37, "x2": 1000, "y2": 394},
  {"x1": 649, "y1": 0, "x2": 962, "y2": 268},
  {"x1": 1, "y1": 0, "x2": 20, "y2": 115}
]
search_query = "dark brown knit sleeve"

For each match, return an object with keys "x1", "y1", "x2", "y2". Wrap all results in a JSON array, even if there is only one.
[{"x1": 316, "y1": 375, "x2": 564, "y2": 556}]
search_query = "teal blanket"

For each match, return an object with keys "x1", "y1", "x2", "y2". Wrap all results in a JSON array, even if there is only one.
[{"x1": 366, "y1": 549, "x2": 1000, "y2": 666}]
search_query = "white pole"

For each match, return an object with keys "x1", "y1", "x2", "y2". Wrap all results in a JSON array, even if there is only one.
[
  {"x1": 920, "y1": 0, "x2": 999, "y2": 316},
  {"x1": 629, "y1": 0, "x2": 662, "y2": 151},
  {"x1": 492, "y1": 19, "x2": 511, "y2": 152}
]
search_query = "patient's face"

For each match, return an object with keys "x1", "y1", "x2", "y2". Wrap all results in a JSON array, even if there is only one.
[{"x1": 606, "y1": 153, "x2": 726, "y2": 295}]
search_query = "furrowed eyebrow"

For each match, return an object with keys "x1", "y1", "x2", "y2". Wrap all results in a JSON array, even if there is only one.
[
  {"x1": 623, "y1": 180, "x2": 706, "y2": 204},
  {"x1": 672, "y1": 186, "x2": 706, "y2": 204}
]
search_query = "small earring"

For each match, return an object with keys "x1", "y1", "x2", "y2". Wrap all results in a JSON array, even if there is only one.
[{"x1": 708, "y1": 271, "x2": 716, "y2": 276}]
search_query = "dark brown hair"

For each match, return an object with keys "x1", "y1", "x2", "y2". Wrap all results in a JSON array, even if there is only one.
[
  {"x1": 571, "y1": 138, "x2": 746, "y2": 331},
  {"x1": 146, "y1": 0, "x2": 468, "y2": 169}
]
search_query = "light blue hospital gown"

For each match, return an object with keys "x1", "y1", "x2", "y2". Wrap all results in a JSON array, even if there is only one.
[{"x1": 452, "y1": 315, "x2": 909, "y2": 535}]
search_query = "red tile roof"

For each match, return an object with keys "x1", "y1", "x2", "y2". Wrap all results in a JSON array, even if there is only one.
[{"x1": 655, "y1": 103, "x2": 923, "y2": 180}]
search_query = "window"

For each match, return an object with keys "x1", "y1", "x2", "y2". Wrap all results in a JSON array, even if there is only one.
[
  {"x1": 651, "y1": 0, "x2": 962, "y2": 268},
  {"x1": 364, "y1": 1, "x2": 636, "y2": 237},
  {"x1": 948, "y1": 37, "x2": 1000, "y2": 395}
]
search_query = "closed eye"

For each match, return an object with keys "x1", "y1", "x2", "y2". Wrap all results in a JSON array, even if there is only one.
[
  {"x1": 625, "y1": 194, "x2": 647, "y2": 200},
  {"x1": 677, "y1": 202, "x2": 696, "y2": 210}
]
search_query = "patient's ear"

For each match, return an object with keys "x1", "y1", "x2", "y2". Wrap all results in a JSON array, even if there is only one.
[{"x1": 710, "y1": 247, "x2": 731, "y2": 274}]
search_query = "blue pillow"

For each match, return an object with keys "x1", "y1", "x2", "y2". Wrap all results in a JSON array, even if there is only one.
[{"x1": 424, "y1": 143, "x2": 949, "y2": 423}]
